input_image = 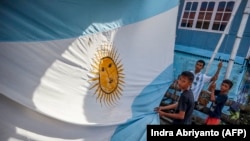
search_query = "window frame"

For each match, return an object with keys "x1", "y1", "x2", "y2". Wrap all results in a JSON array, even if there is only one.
[{"x1": 178, "y1": 0, "x2": 238, "y2": 33}]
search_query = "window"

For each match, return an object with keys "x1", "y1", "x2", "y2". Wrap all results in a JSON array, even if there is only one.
[
  {"x1": 180, "y1": 2, "x2": 198, "y2": 28},
  {"x1": 179, "y1": 0, "x2": 237, "y2": 32},
  {"x1": 212, "y1": 1, "x2": 235, "y2": 31},
  {"x1": 196, "y1": 2, "x2": 215, "y2": 29}
]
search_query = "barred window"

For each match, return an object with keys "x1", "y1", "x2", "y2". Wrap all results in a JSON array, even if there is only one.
[
  {"x1": 180, "y1": 2, "x2": 198, "y2": 28},
  {"x1": 179, "y1": 0, "x2": 236, "y2": 32}
]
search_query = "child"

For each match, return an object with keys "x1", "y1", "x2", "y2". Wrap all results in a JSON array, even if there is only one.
[
  {"x1": 155, "y1": 71, "x2": 195, "y2": 125},
  {"x1": 191, "y1": 60, "x2": 222, "y2": 105},
  {"x1": 205, "y1": 79, "x2": 233, "y2": 125}
]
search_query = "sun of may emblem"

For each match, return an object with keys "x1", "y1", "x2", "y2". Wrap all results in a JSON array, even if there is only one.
[{"x1": 90, "y1": 43, "x2": 125, "y2": 106}]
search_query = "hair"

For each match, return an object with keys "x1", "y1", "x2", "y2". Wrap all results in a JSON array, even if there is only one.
[
  {"x1": 180, "y1": 71, "x2": 194, "y2": 83},
  {"x1": 222, "y1": 79, "x2": 233, "y2": 89},
  {"x1": 196, "y1": 60, "x2": 206, "y2": 67}
]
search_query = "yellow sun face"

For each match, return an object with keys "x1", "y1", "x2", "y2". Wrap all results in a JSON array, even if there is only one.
[
  {"x1": 90, "y1": 43, "x2": 125, "y2": 106},
  {"x1": 99, "y1": 57, "x2": 118, "y2": 94}
]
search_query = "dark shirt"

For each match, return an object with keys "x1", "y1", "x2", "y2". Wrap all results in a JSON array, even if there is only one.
[
  {"x1": 173, "y1": 89, "x2": 194, "y2": 125},
  {"x1": 208, "y1": 90, "x2": 228, "y2": 118}
]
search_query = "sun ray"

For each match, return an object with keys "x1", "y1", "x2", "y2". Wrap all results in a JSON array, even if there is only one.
[
  {"x1": 107, "y1": 95, "x2": 112, "y2": 106},
  {"x1": 110, "y1": 93, "x2": 116, "y2": 104},
  {"x1": 89, "y1": 41, "x2": 125, "y2": 107}
]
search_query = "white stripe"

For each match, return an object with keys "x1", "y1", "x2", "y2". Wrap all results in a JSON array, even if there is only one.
[{"x1": 0, "y1": 5, "x2": 178, "y2": 141}]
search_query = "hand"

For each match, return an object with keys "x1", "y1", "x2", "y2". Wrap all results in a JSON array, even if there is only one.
[
  {"x1": 154, "y1": 106, "x2": 166, "y2": 112},
  {"x1": 154, "y1": 107, "x2": 161, "y2": 112},
  {"x1": 209, "y1": 82, "x2": 216, "y2": 91},
  {"x1": 158, "y1": 110, "x2": 165, "y2": 117},
  {"x1": 218, "y1": 61, "x2": 223, "y2": 69}
]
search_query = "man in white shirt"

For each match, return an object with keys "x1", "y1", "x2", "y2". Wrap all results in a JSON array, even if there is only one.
[{"x1": 190, "y1": 60, "x2": 223, "y2": 104}]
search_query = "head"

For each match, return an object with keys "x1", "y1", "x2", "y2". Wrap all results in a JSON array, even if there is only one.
[
  {"x1": 195, "y1": 60, "x2": 206, "y2": 73},
  {"x1": 177, "y1": 71, "x2": 194, "y2": 90},
  {"x1": 220, "y1": 79, "x2": 233, "y2": 94}
]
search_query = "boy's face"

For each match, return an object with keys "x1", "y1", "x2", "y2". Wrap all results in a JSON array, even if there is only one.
[
  {"x1": 177, "y1": 75, "x2": 192, "y2": 90},
  {"x1": 220, "y1": 83, "x2": 231, "y2": 94},
  {"x1": 195, "y1": 62, "x2": 204, "y2": 72}
]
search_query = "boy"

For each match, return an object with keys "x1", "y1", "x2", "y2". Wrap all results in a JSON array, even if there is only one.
[
  {"x1": 205, "y1": 79, "x2": 233, "y2": 125},
  {"x1": 155, "y1": 71, "x2": 194, "y2": 125},
  {"x1": 191, "y1": 60, "x2": 222, "y2": 104}
]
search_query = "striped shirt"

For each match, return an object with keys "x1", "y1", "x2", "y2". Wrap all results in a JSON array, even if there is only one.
[{"x1": 190, "y1": 71, "x2": 212, "y2": 101}]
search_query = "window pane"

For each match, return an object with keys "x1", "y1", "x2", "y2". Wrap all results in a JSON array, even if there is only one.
[
  {"x1": 187, "y1": 20, "x2": 193, "y2": 27},
  {"x1": 192, "y1": 2, "x2": 198, "y2": 11},
  {"x1": 215, "y1": 12, "x2": 223, "y2": 21},
  {"x1": 205, "y1": 12, "x2": 212, "y2": 20},
  {"x1": 220, "y1": 22, "x2": 227, "y2": 31},
  {"x1": 196, "y1": 21, "x2": 202, "y2": 28},
  {"x1": 212, "y1": 22, "x2": 220, "y2": 30},
  {"x1": 181, "y1": 20, "x2": 187, "y2": 27},
  {"x1": 185, "y1": 2, "x2": 192, "y2": 10},
  {"x1": 198, "y1": 12, "x2": 205, "y2": 20},
  {"x1": 223, "y1": 13, "x2": 231, "y2": 21},
  {"x1": 207, "y1": 2, "x2": 215, "y2": 11},
  {"x1": 189, "y1": 12, "x2": 196, "y2": 19},
  {"x1": 218, "y1": 2, "x2": 226, "y2": 11},
  {"x1": 202, "y1": 21, "x2": 210, "y2": 29},
  {"x1": 200, "y1": 2, "x2": 207, "y2": 11},
  {"x1": 183, "y1": 12, "x2": 189, "y2": 18},
  {"x1": 226, "y1": 2, "x2": 235, "y2": 12}
]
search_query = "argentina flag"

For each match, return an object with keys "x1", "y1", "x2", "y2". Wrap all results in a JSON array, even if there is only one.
[{"x1": 0, "y1": 0, "x2": 179, "y2": 141}]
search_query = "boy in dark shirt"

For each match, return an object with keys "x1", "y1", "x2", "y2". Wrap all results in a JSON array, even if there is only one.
[
  {"x1": 154, "y1": 71, "x2": 195, "y2": 125},
  {"x1": 205, "y1": 79, "x2": 233, "y2": 125}
]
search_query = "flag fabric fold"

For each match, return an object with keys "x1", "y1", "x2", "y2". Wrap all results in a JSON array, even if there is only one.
[{"x1": 0, "y1": 0, "x2": 179, "y2": 140}]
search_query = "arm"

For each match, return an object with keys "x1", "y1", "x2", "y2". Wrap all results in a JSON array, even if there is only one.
[
  {"x1": 154, "y1": 103, "x2": 177, "y2": 111},
  {"x1": 210, "y1": 61, "x2": 222, "y2": 82},
  {"x1": 208, "y1": 82, "x2": 216, "y2": 102},
  {"x1": 158, "y1": 110, "x2": 185, "y2": 120}
]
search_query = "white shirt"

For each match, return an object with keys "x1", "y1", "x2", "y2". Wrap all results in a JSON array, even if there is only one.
[{"x1": 190, "y1": 71, "x2": 212, "y2": 101}]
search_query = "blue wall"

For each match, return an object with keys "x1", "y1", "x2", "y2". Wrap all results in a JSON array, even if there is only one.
[
  {"x1": 173, "y1": 0, "x2": 250, "y2": 103},
  {"x1": 175, "y1": 0, "x2": 250, "y2": 59},
  {"x1": 173, "y1": 45, "x2": 244, "y2": 102}
]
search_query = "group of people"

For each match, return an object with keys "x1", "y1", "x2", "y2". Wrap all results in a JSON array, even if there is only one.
[{"x1": 154, "y1": 59, "x2": 234, "y2": 125}]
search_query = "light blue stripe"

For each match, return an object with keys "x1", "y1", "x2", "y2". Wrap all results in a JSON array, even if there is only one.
[
  {"x1": 0, "y1": 0, "x2": 179, "y2": 41},
  {"x1": 111, "y1": 64, "x2": 174, "y2": 141}
]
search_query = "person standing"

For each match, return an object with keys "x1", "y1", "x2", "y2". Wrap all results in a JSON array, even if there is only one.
[
  {"x1": 191, "y1": 60, "x2": 223, "y2": 104},
  {"x1": 205, "y1": 79, "x2": 233, "y2": 125},
  {"x1": 154, "y1": 71, "x2": 195, "y2": 125}
]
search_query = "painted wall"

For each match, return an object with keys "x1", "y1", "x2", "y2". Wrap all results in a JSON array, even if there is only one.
[
  {"x1": 172, "y1": 0, "x2": 250, "y2": 102},
  {"x1": 175, "y1": 0, "x2": 250, "y2": 59}
]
